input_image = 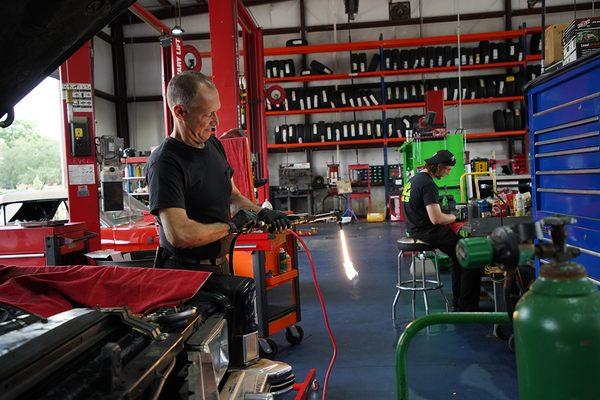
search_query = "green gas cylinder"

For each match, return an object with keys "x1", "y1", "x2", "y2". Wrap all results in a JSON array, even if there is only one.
[{"x1": 513, "y1": 261, "x2": 600, "y2": 400}]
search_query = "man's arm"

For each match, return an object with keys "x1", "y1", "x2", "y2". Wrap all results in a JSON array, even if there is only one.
[
  {"x1": 230, "y1": 179, "x2": 262, "y2": 213},
  {"x1": 426, "y1": 203, "x2": 457, "y2": 225},
  {"x1": 159, "y1": 208, "x2": 230, "y2": 248}
]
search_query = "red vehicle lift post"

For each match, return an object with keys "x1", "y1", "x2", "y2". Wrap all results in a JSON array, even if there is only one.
[
  {"x1": 59, "y1": 3, "x2": 182, "y2": 249},
  {"x1": 60, "y1": 44, "x2": 101, "y2": 251},
  {"x1": 209, "y1": 0, "x2": 269, "y2": 203}
]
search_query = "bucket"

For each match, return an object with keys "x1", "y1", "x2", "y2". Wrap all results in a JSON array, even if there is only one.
[{"x1": 367, "y1": 212, "x2": 385, "y2": 222}]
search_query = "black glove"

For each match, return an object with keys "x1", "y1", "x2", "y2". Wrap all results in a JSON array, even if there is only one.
[
  {"x1": 229, "y1": 209, "x2": 259, "y2": 234},
  {"x1": 257, "y1": 208, "x2": 292, "y2": 233}
]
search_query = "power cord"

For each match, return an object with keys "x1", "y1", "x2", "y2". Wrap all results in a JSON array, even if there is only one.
[
  {"x1": 227, "y1": 225, "x2": 339, "y2": 399},
  {"x1": 290, "y1": 230, "x2": 337, "y2": 400}
]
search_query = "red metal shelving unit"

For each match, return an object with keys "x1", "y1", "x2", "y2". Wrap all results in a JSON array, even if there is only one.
[
  {"x1": 263, "y1": 26, "x2": 538, "y2": 214},
  {"x1": 266, "y1": 131, "x2": 526, "y2": 152},
  {"x1": 464, "y1": 130, "x2": 526, "y2": 139},
  {"x1": 267, "y1": 137, "x2": 406, "y2": 152},
  {"x1": 266, "y1": 96, "x2": 523, "y2": 116},
  {"x1": 265, "y1": 60, "x2": 529, "y2": 84},
  {"x1": 263, "y1": 28, "x2": 537, "y2": 56}
]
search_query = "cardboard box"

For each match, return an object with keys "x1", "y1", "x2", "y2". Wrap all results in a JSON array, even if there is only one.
[
  {"x1": 564, "y1": 30, "x2": 600, "y2": 55},
  {"x1": 545, "y1": 24, "x2": 568, "y2": 65},
  {"x1": 563, "y1": 17, "x2": 600, "y2": 43},
  {"x1": 563, "y1": 41, "x2": 600, "y2": 65}
]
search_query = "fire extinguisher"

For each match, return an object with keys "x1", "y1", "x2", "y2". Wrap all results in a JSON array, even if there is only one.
[{"x1": 388, "y1": 195, "x2": 403, "y2": 222}]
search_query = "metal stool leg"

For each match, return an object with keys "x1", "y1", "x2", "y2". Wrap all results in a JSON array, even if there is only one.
[
  {"x1": 433, "y1": 252, "x2": 450, "y2": 312},
  {"x1": 411, "y1": 253, "x2": 417, "y2": 321},
  {"x1": 392, "y1": 251, "x2": 403, "y2": 323},
  {"x1": 421, "y1": 253, "x2": 430, "y2": 316}
]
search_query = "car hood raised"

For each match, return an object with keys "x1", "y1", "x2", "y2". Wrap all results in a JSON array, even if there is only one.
[{"x1": 0, "y1": 0, "x2": 135, "y2": 121}]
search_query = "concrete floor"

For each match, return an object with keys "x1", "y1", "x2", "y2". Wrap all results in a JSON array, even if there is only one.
[{"x1": 273, "y1": 222, "x2": 518, "y2": 400}]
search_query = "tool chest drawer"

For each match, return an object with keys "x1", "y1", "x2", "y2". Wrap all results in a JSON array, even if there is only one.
[
  {"x1": 527, "y1": 54, "x2": 600, "y2": 279},
  {"x1": 529, "y1": 55, "x2": 600, "y2": 124}
]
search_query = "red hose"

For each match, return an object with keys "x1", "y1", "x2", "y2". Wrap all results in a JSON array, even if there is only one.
[{"x1": 290, "y1": 230, "x2": 337, "y2": 400}]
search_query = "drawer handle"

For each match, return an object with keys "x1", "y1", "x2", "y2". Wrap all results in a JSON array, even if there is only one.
[
  {"x1": 537, "y1": 188, "x2": 600, "y2": 195},
  {"x1": 534, "y1": 116, "x2": 598, "y2": 135},
  {"x1": 534, "y1": 91, "x2": 600, "y2": 117},
  {"x1": 535, "y1": 131, "x2": 599, "y2": 146},
  {"x1": 535, "y1": 146, "x2": 599, "y2": 158},
  {"x1": 536, "y1": 168, "x2": 600, "y2": 175}
]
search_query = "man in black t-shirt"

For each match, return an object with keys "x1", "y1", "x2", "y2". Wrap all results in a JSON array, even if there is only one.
[
  {"x1": 147, "y1": 72, "x2": 291, "y2": 273},
  {"x1": 402, "y1": 150, "x2": 481, "y2": 311}
]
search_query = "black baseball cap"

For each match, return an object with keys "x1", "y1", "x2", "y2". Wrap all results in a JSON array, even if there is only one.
[{"x1": 425, "y1": 150, "x2": 456, "y2": 166}]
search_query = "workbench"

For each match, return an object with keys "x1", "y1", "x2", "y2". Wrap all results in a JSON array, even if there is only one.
[{"x1": 525, "y1": 52, "x2": 600, "y2": 282}]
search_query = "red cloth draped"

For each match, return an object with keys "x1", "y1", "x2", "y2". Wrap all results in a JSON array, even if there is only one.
[
  {"x1": 219, "y1": 136, "x2": 255, "y2": 202},
  {"x1": 0, "y1": 265, "x2": 211, "y2": 318}
]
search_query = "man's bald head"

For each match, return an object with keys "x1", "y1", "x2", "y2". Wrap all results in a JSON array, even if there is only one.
[{"x1": 167, "y1": 71, "x2": 216, "y2": 111}]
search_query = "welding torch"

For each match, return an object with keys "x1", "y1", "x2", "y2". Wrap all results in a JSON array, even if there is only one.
[
  {"x1": 286, "y1": 211, "x2": 342, "y2": 226},
  {"x1": 228, "y1": 210, "x2": 358, "y2": 280}
]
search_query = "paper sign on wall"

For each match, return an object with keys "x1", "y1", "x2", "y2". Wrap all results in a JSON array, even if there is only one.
[{"x1": 68, "y1": 164, "x2": 95, "y2": 185}]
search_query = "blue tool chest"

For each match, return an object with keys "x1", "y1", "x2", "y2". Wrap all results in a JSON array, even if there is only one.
[{"x1": 526, "y1": 53, "x2": 600, "y2": 282}]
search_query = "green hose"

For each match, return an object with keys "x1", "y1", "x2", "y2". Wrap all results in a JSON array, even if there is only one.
[{"x1": 396, "y1": 312, "x2": 510, "y2": 400}]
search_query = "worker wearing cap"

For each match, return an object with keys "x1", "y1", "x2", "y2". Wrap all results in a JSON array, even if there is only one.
[
  {"x1": 147, "y1": 71, "x2": 291, "y2": 273},
  {"x1": 402, "y1": 149, "x2": 481, "y2": 311}
]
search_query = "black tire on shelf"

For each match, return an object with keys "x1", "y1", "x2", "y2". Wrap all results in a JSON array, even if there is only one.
[
  {"x1": 259, "y1": 338, "x2": 278, "y2": 359},
  {"x1": 417, "y1": 46, "x2": 427, "y2": 68},
  {"x1": 514, "y1": 109, "x2": 523, "y2": 130},
  {"x1": 408, "y1": 48, "x2": 418, "y2": 69},
  {"x1": 504, "y1": 110, "x2": 515, "y2": 131},
  {"x1": 391, "y1": 49, "x2": 400, "y2": 70},
  {"x1": 493, "y1": 110, "x2": 506, "y2": 132},
  {"x1": 285, "y1": 325, "x2": 305, "y2": 345},
  {"x1": 435, "y1": 46, "x2": 445, "y2": 67},
  {"x1": 400, "y1": 49, "x2": 409, "y2": 69}
]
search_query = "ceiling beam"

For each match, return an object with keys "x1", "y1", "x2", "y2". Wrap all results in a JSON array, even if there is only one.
[{"x1": 123, "y1": 0, "x2": 289, "y2": 23}]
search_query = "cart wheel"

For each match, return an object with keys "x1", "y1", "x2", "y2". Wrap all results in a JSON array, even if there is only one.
[
  {"x1": 494, "y1": 324, "x2": 508, "y2": 340},
  {"x1": 508, "y1": 334, "x2": 515, "y2": 353},
  {"x1": 259, "y1": 338, "x2": 278, "y2": 359},
  {"x1": 285, "y1": 325, "x2": 304, "y2": 345},
  {"x1": 311, "y1": 379, "x2": 319, "y2": 392}
]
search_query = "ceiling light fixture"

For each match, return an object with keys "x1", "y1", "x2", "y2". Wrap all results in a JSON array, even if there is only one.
[
  {"x1": 172, "y1": 25, "x2": 184, "y2": 35},
  {"x1": 172, "y1": 0, "x2": 184, "y2": 36}
]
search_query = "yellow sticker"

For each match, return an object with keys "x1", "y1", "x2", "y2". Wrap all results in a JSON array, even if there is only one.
[
  {"x1": 74, "y1": 127, "x2": 83, "y2": 138},
  {"x1": 506, "y1": 76, "x2": 515, "y2": 82}
]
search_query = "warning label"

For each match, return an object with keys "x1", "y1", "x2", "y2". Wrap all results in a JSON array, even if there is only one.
[{"x1": 62, "y1": 83, "x2": 93, "y2": 112}]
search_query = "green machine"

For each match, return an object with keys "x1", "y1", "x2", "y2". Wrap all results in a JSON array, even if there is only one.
[
  {"x1": 396, "y1": 216, "x2": 600, "y2": 400},
  {"x1": 398, "y1": 134, "x2": 465, "y2": 201}
]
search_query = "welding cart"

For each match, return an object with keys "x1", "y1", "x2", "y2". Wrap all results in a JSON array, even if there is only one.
[{"x1": 232, "y1": 230, "x2": 303, "y2": 358}]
